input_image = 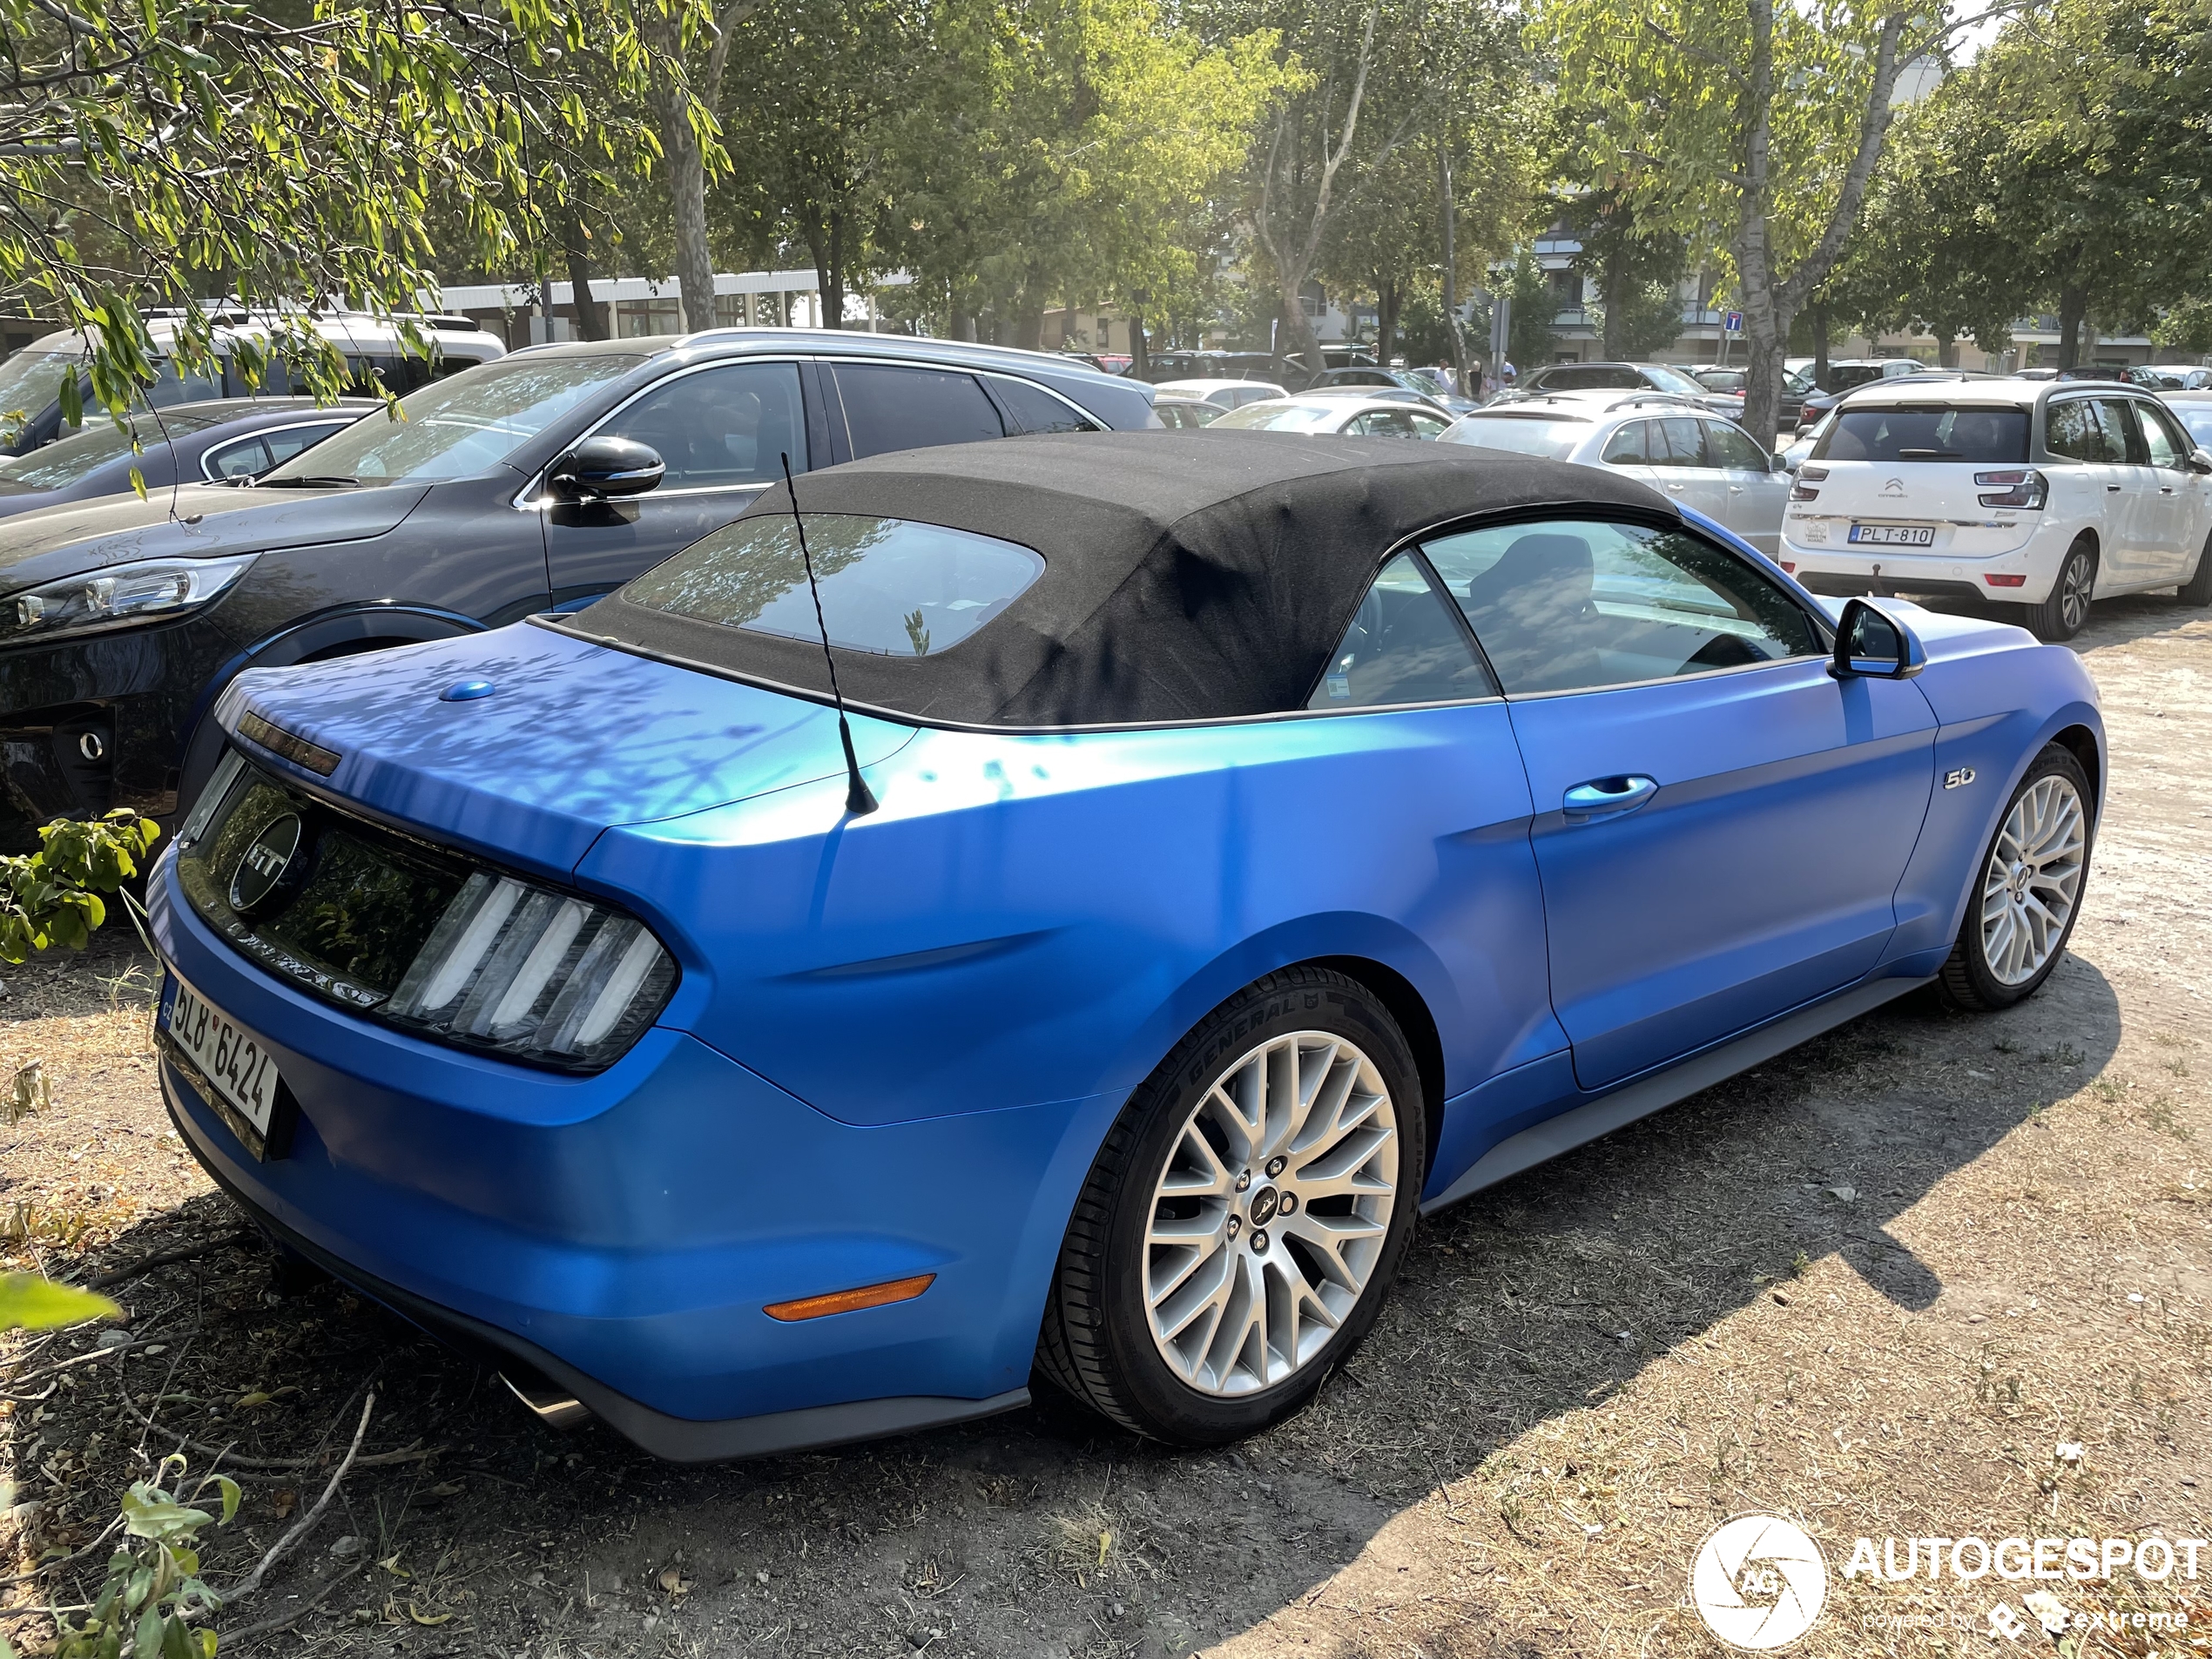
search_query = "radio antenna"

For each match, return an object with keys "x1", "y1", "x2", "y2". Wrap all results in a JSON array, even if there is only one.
[{"x1": 779, "y1": 451, "x2": 877, "y2": 817}]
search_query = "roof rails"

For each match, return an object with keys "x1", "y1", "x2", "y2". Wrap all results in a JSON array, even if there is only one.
[{"x1": 1602, "y1": 391, "x2": 1709, "y2": 414}]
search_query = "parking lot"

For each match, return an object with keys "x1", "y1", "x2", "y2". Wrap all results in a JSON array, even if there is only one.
[{"x1": 3, "y1": 594, "x2": 2207, "y2": 1659}]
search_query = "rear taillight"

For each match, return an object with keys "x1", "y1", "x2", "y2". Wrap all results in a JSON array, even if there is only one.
[
  {"x1": 1984, "y1": 573, "x2": 2027, "y2": 587},
  {"x1": 1976, "y1": 469, "x2": 2047, "y2": 509},
  {"x1": 383, "y1": 873, "x2": 676, "y2": 1068},
  {"x1": 1791, "y1": 464, "x2": 1827, "y2": 503}
]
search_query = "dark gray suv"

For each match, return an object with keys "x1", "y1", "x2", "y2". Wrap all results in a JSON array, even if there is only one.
[{"x1": 0, "y1": 330, "x2": 1155, "y2": 847}]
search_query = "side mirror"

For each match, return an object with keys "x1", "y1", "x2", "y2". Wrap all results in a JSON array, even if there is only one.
[
  {"x1": 1831, "y1": 596, "x2": 1926, "y2": 680},
  {"x1": 2189, "y1": 447, "x2": 2212, "y2": 475},
  {"x1": 1770, "y1": 451, "x2": 1791, "y2": 472},
  {"x1": 547, "y1": 435, "x2": 664, "y2": 502}
]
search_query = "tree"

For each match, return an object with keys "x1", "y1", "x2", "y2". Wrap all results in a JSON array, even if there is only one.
[
  {"x1": 1541, "y1": 0, "x2": 2002, "y2": 439},
  {"x1": 0, "y1": 0, "x2": 692, "y2": 427},
  {"x1": 638, "y1": 0, "x2": 752, "y2": 334},
  {"x1": 1561, "y1": 188, "x2": 1685, "y2": 361}
]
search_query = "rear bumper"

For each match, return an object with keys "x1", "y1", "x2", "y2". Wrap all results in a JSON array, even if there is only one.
[{"x1": 150, "y1": 852, "x2": 1118, "y2": 1457}]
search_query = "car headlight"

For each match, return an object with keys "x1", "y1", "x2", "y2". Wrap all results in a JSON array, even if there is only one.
[
  {"x1": 0, "y1": 553, "x2": 258, "y2": 646},
  {"x1": 381, "y1": 873, "x2": 676, "y2": 1067}
]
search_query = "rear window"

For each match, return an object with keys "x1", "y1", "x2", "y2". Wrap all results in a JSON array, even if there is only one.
[
  {"x1": 1440, "y1": 415, "x2": 1587, "y2": 459},
  {"x1": 620, "y1": 513, "x2": 1043, "y2": 657},
  {"x1": 1814, "y1": 407, "x2": 2029, "y2": 464}
]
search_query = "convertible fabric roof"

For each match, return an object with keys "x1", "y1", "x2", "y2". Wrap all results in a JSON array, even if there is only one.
[{"x1": 551, "y1": 429, "x2": 1673, "y2": 729}]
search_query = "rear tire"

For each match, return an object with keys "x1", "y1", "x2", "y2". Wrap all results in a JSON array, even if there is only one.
[
  {"x1": 1036, "y1": 967, "x2": 1426, "y2": 1445},
  {"x1": 2181, "y1": 531, "x2": 2212, "y2": 607},
  {"x1": 2020, "y1": 536, "x2": 2097, "y2": 640},
  {"x1": 1937, "y1": 744, "x2": 2094, "y2": 1012}
]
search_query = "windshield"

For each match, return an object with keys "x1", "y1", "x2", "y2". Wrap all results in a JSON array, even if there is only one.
[
  {"x1": 260, "y1": 353, "x2": 637, "y2": 485},
  {"x1": 0, "y1": 409, "x2": 223, "y2": 492},
  {"x1": 621, "y1": 513, "x2": 1043, "y2": 657},
  {"x1": 1815, "y1": 406, "x2": 2029, "y2": 463},
  {"x1": 2172, "y1": 405, "x2": 2212, "y2": 448},
  {"x1": 0, "y1": 347, "x2": 82, "y2": 436},
  {"x1": 1214, "y1": 401, "x2": 1344, "y2": 432},
  {"x1": 1441, "y1": 415, "x2": 1587, "y2": 459},
  {"x1": 1640, "y1": 364, "x2": 1707, "y2": 396}
]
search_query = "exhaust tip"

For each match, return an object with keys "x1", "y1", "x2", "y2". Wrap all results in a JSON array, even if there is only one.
[{"x1": 500, "y1": 1370, "x2": 590, "y2": 1429}]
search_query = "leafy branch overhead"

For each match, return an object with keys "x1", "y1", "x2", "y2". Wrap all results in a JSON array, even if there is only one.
[
  {"x1": 0, "y1": 0, "x2": 716, "y2": 430},
  {"x1": 0, "y1": 809, "x2": 161, "y2": 963}
]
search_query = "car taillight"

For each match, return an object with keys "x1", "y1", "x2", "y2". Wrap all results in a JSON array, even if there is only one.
[
  {"x1": 1984, "y1": 573, "x2": 2027, "y2": 587},
  {"x1": 382, "y1": 873, "x2": 676, "y2": 1067},
  {"x1": 1791, "y1": 464, "x2": 1827, "y2": 502},
  {"x1": 1975, "y1": 468, "x2": 2047, "y2": 509}
]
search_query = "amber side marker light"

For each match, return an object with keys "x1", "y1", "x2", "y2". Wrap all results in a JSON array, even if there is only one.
[{"x1": 764, "y1": 1272, "x2": 936, "y2": 1322}]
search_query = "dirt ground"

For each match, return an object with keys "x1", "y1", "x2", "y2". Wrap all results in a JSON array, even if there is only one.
[{"x1": 3, "y1": 594, "x2": 2208, "y2": 1659}]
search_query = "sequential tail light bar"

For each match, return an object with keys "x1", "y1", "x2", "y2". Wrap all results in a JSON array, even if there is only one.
[{"x1": 764, "y1": 1273, "x2": 937, "y2": 1322}]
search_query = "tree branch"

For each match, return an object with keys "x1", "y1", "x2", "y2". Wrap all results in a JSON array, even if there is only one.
[{"x1": 215, "y1": 1391, "x2": 374, "y2": 1608}]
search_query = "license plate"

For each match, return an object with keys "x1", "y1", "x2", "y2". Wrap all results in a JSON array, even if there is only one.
[
  {"x1": 160, "y1": 972, "x2": 287, "y2": 1150},
  {"x1": 1848, "y1": 523, "x2": 1935, "y2": 546}
]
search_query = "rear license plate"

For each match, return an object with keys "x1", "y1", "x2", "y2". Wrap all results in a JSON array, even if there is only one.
[
  {"x1": 1849, "y1": 523, "x2": 1935, "y2": 547},
  {"x1": 159, "y1": 971, "x2": 292, "y2": 1157}
]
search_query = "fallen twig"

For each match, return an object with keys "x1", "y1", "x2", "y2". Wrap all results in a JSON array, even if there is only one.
[
  {"x1": 85, "y1": 1231, "x2": 255, "y2": 1291},
  {"x1": 214, "y1": 1558, "x2": 364, "y2": 1644},
  {"x1": 218, "y1": 1391, "x2": 374, "y2": 1608},
  {"x1": 0, "y1": 1515, "x2": 125, "y2": 1588},
  {"x1": 117, "y1": 1389, "x2": 439, "y2": 1472},
  {"x1": 3, "y1": 1327, "x2": 198, "y2": 1392}
]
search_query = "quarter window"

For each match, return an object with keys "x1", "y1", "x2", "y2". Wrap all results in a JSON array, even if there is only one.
[
  {"x1": 1308, "y1": 553, "x2": 1495, "y2": 709},
  {"x1": 603, "y1": 361, "x2": 806, "y2": 489},
  {"x1": 1423, "y1": 520, "x2": 1822, "y2": 696},
  {"x1": 1601, "y1": 421, "x2": 1649, "y2": 464},
  {"x1": 988, "y1": 376, "x2": 1097, "y2": 435}
]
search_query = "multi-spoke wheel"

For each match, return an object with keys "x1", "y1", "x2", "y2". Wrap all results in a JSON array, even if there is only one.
[
  {"x1": 1939, "y1": 744, "x2": 2094, "y2": 1011},
  {"x1": 2024, "y1": 537, "x2": 2097, "y2": 641},
  {"x1": 1038, "y1": 968, "x2": 1424, "y2": 1443}
]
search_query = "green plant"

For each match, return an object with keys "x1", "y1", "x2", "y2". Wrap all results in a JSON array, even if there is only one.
[
  {"x1": 0, "y1": 1271, "x2": 118, "y2": 1329},
  {"x1": 45, "y1": 1461, "x2": 240, "y2": 1659},
  {"x1": 0, "y1": 810, "x2": 160, "y2": 964}
]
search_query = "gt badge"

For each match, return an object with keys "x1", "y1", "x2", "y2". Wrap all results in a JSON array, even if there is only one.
[{"x1": 1944, "y1": 766, "x2": 1977, "y2": 790}]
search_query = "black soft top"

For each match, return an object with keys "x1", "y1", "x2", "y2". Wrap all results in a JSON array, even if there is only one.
[{"x1": 550, "y1": 429, "x2": 1672, "y2": 730}]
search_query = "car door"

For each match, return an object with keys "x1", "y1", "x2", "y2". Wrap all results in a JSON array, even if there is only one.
[
  {"x1": 2088, "y1": 395, "x2": 2161, "y2": 583},
  {"x1": 1644, "y1": 415, "x2": 1732, "y2": 521},
  {"x1": 543, "y1": 359, "x2": 813, "y2": 604},
  {"x1": 2042, "y1": 395, "x2": 2130, "y2": 585},
  {"x1": 1423, "y1": 516, "x2": 1937, "y2": 1090},
  {"x1": 1703, "y1": 418, "x2": 1788, "y2": 555},
  {"x1": 2121, "y1": 398, "x2": 2206, "y2": 580},
  {"x1": 1598, "y1": 418, "x2": 1661, "y2": 491}
]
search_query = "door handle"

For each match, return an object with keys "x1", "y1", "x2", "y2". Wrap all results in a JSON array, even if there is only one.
[
  {"x1": 2107, "y1": 483, "x2": 2122, "y2": 491},
  {"x1": 1666, "y1": 482, "x2": 1686, "y2": 493},
  {"x1": 1563, "y1": 774, "x2": 1659, "y2": 821},
  {"x1": 1729, "y1": 484, "x2": 1744, "y2": 494}
]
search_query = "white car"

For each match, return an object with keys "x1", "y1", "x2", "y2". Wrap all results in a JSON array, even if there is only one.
[
  {"x1": 1150, "y1": 377, "x2": 1288, "y2": 412},
  {"x1": 1440, "y1": 391, "x2": 1791, "y2": 555},
  {"x1": 1210, "y1": 394, "x2": 1453, "y2": 440},
  {"x1": 1781, "y1": 378, "x2": 2212, "y2": 639}
]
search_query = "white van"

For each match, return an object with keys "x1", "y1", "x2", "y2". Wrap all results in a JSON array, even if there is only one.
[
  {"x1": 1779, "y1": 377, "x2": 2212, "y2": 638},
  {"x1": 0, "y1": 310, "x2": 505, "y2": 456}
]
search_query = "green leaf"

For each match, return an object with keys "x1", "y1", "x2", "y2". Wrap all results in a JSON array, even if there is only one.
[
  {"x1": 0, "y1": 1272, "x2": 120, "y2": 1331},
  {"x1": 135, "y1": 1604, "x2": 164, "y2": 1659},
  {"x1": 121, "y1": 1484, "x2": 213, "y2": 1542},
  {"x1": 209, "y1": 1475, "x2": 240, "y2": 1525}
]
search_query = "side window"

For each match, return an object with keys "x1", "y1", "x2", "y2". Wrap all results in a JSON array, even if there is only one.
[
  {"x1": 1654, "y1": 416, "x2": 1710, "y2": 467},
  {"x1": 2045, "y1": 399, "x2": 2106, "y2": 462},
  {"x1": 1423, "y1": 519, "x2": 1823, "y2": 696},
  {"x1": 2137, "y1": 401, "x2": 2191, "y2": 470},
  {"x1": 260, "y1": 422, "x2": 350, "y2": 468},
  {"x1": 204, "y1": 437, "x2": 273, "y2": 479},
  {"x1": 605, "y1": 361, "x2": 807, "y2": 488},
  {"x1": 1349, "y1": 408, "x2": 1422, "y2": 439},
  {"x1": 829, "y1": 366, "x2": 1004, "y2": 455},
  {"x1": 2092, "y1": 398, "x2": 2143, "y2": 463},
  {"x1": 988, "y1": 376, "x2": 1098, "y2": 435},
  {"x1": 1600, "y1": 421, "x2": 1649, "y2": 464},
  {"x1": 1705, "y1": 421, "x2": 1770, "y2": 470},
  {"x1": 1408, "y1": 411, "x2": 1448, "y2": 441},
  {"x1": 1307, "y1": 553, "x2": 1496, "y2": 710}
]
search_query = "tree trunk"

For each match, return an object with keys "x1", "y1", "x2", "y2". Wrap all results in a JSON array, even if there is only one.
[
  {"x1": 1130, "y1": 313, "x2": 1150, "y2": 378},
  {"x1": 664, "y1": 117, "x2": 715, "y2": 334},
  {"x1": 562, "y1": 215, "x2": 609, "y2": 341},
  {"x1": 1440, "y1": 148, "x2": 1468, "y2": 395},
  {"x1": 1277, "y1": 278, "x2": 1320, "y2": 382},
  {"x1": 1742, "y1": 316, "x2": 1792, "y2": 449},
  {"x1": 1375, "y1": 277, "x2": 1399, "y2": 367},
  {"x1": 1015, "y1": 301, "x2": 1045, "y2": 352},
  {"x1": 1934, "y1": 327, "x2": 1957, "y2": 368},
  {"x1": 2055, "y1": 285, "x2": 2087, "y2": 369},
  {"x1": 1813, "y1": 300, "x2": 1831, "y2": 394}
]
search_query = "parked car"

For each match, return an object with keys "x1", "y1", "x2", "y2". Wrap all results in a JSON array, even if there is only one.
[
  {"x1": 1306, "y1": 367, "x2": 1478, "y2": 415},
  {"x1": 1152, "y1": 377, "x2": 1291, "y2": 412},
  {"x1": 2128, "y1": 366, "x2": 2212, "y2": 390},
  {"x1": 1781, "y1": 376, "x2": 2212, "y2": 637},
  {"x1": 1441, "y1": 392, "x2": 1790, "y2": 555},
  {"x1": 1151, "y1": 396, "x2": 1224, "y2": 429},
  {"x1": 0, "y1": 330, "x2": 1152, "y2": 849},
  {"x1": 0, "y1": 311, "x2": 503, "y2": 457},
  {"x1": 1494, "y1": 361, "x2": 1743, "y2": 420},
  {"x1": 1691, "y1": 363, "x2": 1814, "y2": 428},
  {"x1": 2161, "y1": 389, "x2": 2212, "y2": 449},
  {"x1": 0, "y1": 399, "x2": 373, "y2": 519},
  {"x1": 150, "y1": 428, "x2": 2104, "y2": 1459},
  {"x1": 1211, "y1": 395, "x2": 1453, "y2": 439},
  {"x1": 1794, "y1": 368, "x2": 1995, "y2": 437},
  {"x1": 1146, "y1": 352, "x2": 1307, "y2": 390}
]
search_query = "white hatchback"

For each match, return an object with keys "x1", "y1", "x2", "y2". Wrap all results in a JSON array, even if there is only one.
[{"x1": 1780, "y1": 378, "x2": 2212, "y2": 638}]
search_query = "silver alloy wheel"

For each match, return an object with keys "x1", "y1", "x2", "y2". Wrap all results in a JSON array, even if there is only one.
[
  {"x1": 2058, "y1": 549, "x2": 2094, "y2": 632},
  {"x1": 1143, "y1": 1032, "x2": 1399, "y2": 1395},
  {"x1": 1979, "y1": 773, "x2": 2088, "y2": 985}
]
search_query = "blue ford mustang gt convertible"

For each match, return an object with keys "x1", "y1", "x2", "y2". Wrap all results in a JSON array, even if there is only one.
[{"x1": 147, "y1": 430, "x2": 2102, "y2": 1459}]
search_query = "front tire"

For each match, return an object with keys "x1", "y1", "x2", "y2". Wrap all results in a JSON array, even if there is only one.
[
  {"x1": 2180, "y1": 530, "x2": 2212, "y2": 607},
  {"x1": 1036, "y1": 967, "x2": 1426, "y2": 1445},
  {"x1": 1937, "y1": 744, "x2": 2094, "y2": 1012},
  {"x1": 2021, "y1": 536, "x2": 2097, "y2": 640}
]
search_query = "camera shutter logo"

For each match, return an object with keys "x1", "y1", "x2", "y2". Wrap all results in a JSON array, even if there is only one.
[{"x1": 1690, "y1": 1514, "x2": 1830, "y2": 1649}]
